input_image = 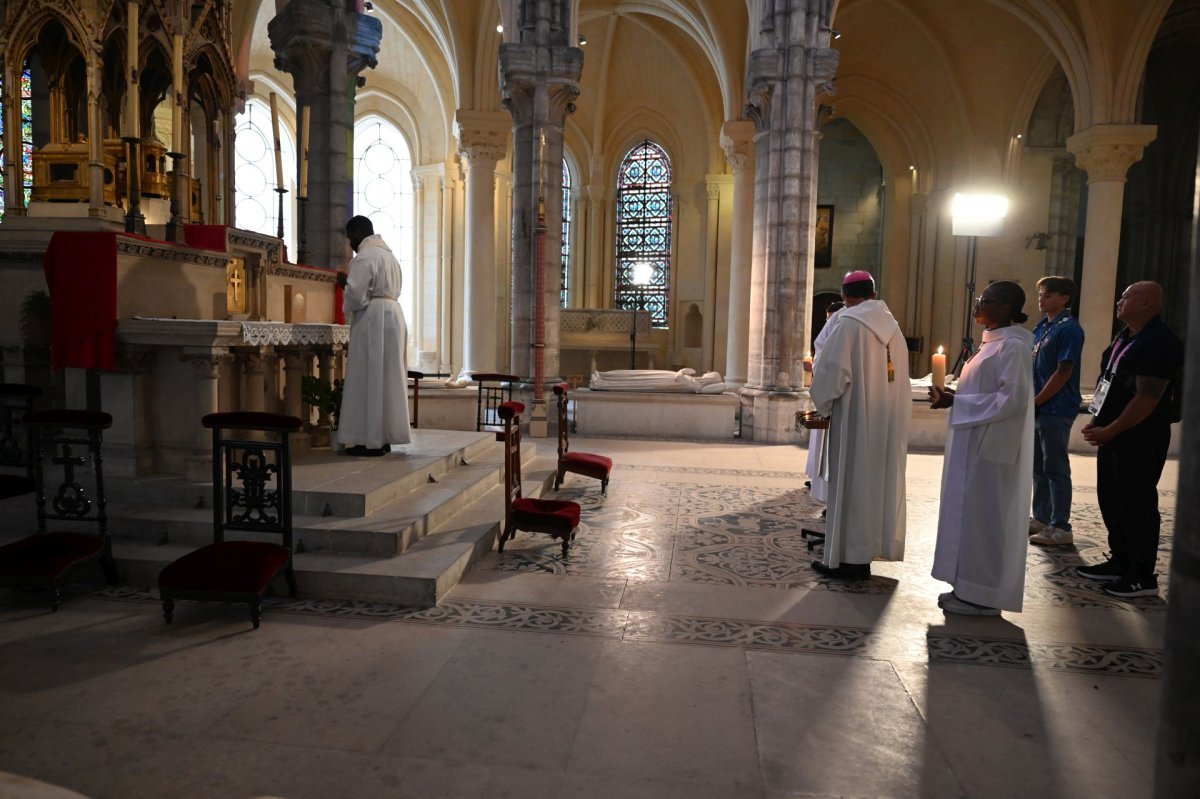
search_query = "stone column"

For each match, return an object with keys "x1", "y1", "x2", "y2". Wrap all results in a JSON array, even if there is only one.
[
  {"x1": 702, "y1": 180, "x2": 723, "y2": 370},
  {"x1": 270, "y1": 0, "x2": 382, "y2": 270},
  {"x1": 1066, "y1": 124, "x2": 1156, "y2": 386},
  {"x1": 455, "y1": 110, "x2": 509, "y2": 378},
  {"x1": 239, "y1": 348, "x2": 272, "y2": 413},
  {"x1": 2, "y1": 59, "x2": 26, "y2": 218},
  {"x1": 741, "y1": 0, "x2": 838, "y2": 442},
  {"x1": 181, "y1": 349, "x2": 232, "y2": 482},
  {"x1": 721, "y1": 120, "x2": 756, "y2": 387},
  {"x1": 501, "y1": 0, "x2": 583, "y2": 437},
  {"x1": 583, "y1": 184, "x2": 607, "y2": 309}
]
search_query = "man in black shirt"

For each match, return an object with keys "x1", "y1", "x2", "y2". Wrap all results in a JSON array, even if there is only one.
[{"x1": 1077, "y1": 281, "x2": 1183, "y2": 597}]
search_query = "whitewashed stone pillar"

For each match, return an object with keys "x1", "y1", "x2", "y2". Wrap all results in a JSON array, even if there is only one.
[
  {"x1": 181, "y1": 350, "x2": 231, "y2": 481},
  {"x1": 741, "y1": 0, "x2": 838, "y2": 442},
  {"x1": 721, "y1": 120, "x2": 756, "y2": 387},
  {"x1": 500, "y1": 0, "x2": 583, "y2": 436},
  {"x1": 455, "y1": 111, "x2": 509, "y2": 378},
  {"x1": 278, "y1": 347, "x2": 308, "y2": 419},
  {"x1": 1067, "y1": 124, "x2": 1156, "y2": 386},
  {"x1": 239, "y1": 348, "x2": 272, "y2": 413}
]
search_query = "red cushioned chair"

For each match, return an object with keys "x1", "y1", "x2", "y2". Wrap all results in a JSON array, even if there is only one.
[
  {"x1": 496, "y1": 401, "x2": 582, "y2": 557},
  {"x1": 0, "y1": 383, "x2": 41, "y2": 500},
  {"x1": 0, "y1": 409, "x2": 117, "y2": 610},
  {"x1": 552, "y1": 383, "x2": 613, "y2": 495},
  {"x1": 473, "y1": 372, "x2": 519, "y2": 435},
  {"x1": 159, "y1": 412, "x2": 302, "y2": 629}
]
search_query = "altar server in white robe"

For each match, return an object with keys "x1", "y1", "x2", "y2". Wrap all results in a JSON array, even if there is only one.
[
  {"x1": 336, "y1": 215, "x2": 411, "y2": 456},
  {"x1": 929, "y1": 280, "x2": 1034, "y2": 615},
  {"x1": 809, "y1": 271, "x2": 911, "y2": 581},
  {"x1": 805, "y1": 301, "x2": 844, "y2": 503}
]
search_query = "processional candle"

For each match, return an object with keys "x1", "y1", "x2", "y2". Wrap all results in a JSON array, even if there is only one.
[
  {"x1": 269, "y1": 92, "x2": 285, "y2": 189},
  {"x1": 931, "y1": 345, "x2": 947, "y2": 389}
]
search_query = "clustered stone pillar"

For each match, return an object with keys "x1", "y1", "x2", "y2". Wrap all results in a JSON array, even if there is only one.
[
  {"x1": 741, "y1": 0, "x2": 839, "y2": 443},
  {"x1": 181, "y1": 350, "x2": 232, "y2": 482},
  {"x1": 1066, "y1": 124, "x2": 1156, "y2": 385},
  {"x1": 500, "y1": 0, "x2": 583, "y2": 437},
  {"x1": 721, "y1": 120, "x2": 756, "y2": 388},
  {"x1": 270, "y1": 0, "x2": 382, "y2": 271},
  {"x1": 455, "y1": 110, "x2": 510, "y2": 379}
]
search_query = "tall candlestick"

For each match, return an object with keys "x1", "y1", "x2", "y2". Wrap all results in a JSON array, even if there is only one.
[
  {"x1": 269, "y1": 92, "x2": 284, "y2": 188},
  {"x1": 171, "y1": 32, "x2": 184, "y2": 154},
  {"x1": 931, "y1": 345, "x2": 947, "y2": 389},
  {"x1": 299, "y1": 105, "x2": 310, "y2": 199},
  {"x1": 126, "y1": 1, "x2": 139, "y2": 139}
]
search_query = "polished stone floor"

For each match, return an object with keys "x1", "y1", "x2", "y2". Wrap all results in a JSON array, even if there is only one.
[{"x1": 0, "y1": 438, "x2": 1173, "y2": 799}]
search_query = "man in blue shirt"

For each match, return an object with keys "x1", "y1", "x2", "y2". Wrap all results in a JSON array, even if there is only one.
[{"x1": 1029, "y1": 276, "x2": 1085, "y2": 547}]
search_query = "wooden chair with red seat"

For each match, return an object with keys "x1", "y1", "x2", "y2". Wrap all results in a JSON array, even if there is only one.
[
  {"x1": 0, "y1": 409, "x2": 118, "y2": 610},
  {"x1": 496, "y1": 401, "x2": 582, "y2": 557},
  {"x1": 158, "y1": 411, "x2": 302, "y2": 629},
  {"x1": 472, "y1": 372, "x2": 519, "y2": 435},
  {"x1": 551, "y1": 383, "x2": 613, "y2": 495},
  {"x1": 0, "y1": 383, "x2": 42, "y2": 500},
  {"x1": 407, "y1": 369, "x2": 424, "y2": 428}
]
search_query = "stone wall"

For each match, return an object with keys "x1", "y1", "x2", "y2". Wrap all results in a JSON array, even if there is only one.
[{"x1": 815, "y1": 118, "x2": 883, "y2": 294}]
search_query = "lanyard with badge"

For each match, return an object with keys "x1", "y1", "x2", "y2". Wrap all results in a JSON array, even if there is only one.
[
  {"x1": 1032, "y1": 314, "x2": 1071, "y2": 358},
  {"x1": 1088, "y1": 333, "x2": 1134, "y2": 415}
]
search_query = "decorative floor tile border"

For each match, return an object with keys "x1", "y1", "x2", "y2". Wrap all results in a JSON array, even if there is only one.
[{"x1": 85, "y1": 587, "x2": 1160, "y2": 678}]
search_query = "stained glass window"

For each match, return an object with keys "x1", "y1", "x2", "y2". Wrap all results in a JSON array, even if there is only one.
[
  {"x1": 561, "y1": 158, "x2": 571, "y2": 308},
  {"x1": 353, "y1": 116, "x2": 415, "y2": 331},
  {"x1": 615, "y1": 139, "x2": 672, "y2": 328},
  {"x1": 233, "y1": 97, "x2": 296, "y2": 255},
  {"x1": 0, "y1": 67, "x2": 35, "y2": 219}
]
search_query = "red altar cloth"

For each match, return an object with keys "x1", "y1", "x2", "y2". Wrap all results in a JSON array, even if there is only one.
[
  {"x1": 42, "y1": 232, "x2": 119, "y2": 371},
  {"x1": 182, "y1": 223, "x2": 228, "y2": 252}
]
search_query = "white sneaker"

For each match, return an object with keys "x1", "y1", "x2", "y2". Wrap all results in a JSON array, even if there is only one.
[
  {"x1": 1030, "y1": 524, "x2": 1074, "y2": 547},
  {"x1": 1028, "y1": 517, "x2": 1047, "y2": 536}
]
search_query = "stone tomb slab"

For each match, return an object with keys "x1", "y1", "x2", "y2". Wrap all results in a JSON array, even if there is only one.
[{"x1": 573, "y1": 389, "x2": 739, "y2": 440}]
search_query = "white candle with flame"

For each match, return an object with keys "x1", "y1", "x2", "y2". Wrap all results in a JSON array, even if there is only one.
[
  {"x1": 171, "y1": 32, "x2": 184, "y2": 154},
  {"x1": 931, "y1": 345, "x2": 947, "y2": 389},
  {"x1": 299, "y1": 105, "x2": 310, "y2": 199},
  {"x1": 269, "y1": 92, "x2": 284, "y2": 189},
  {"x1": 126, "y1": 2, "x2": 139, "y2": 139}
]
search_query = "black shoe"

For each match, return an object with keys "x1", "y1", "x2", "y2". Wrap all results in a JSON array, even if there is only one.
[
  {"x1": 805, "y1": 480, "x2": 812, "y2": 488},
  {"x1": 1102, "y1": 575, "x2": 1158, "y2": 598},
  {"x1": 811, "y1": 561, "x2": 870, "y2": 581},
  {"x1": 344, "y1": 445, "x2": 368, "y2": 456},
  {"x1": 1076, "y1": 560, "x2": 1124, "y2": 582},
  {"x1": 361, "y1": 446, "x2": 388, "y2": 457}
]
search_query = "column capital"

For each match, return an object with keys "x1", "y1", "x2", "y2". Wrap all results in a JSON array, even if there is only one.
[
  {"x1": 721, "y1": 120, "x2": 757, "y2": 171},
  {"x1": 1066, "y1": 124, "x2": 1157, "y2": 183},
  {"x1": 269, "y1": 0, "x2": 382, "y2": 87},
  {"x1": 455, "y1": 109, "x2": 510, "y2": 164},
  {"x1": 180, "y1": 349, "x2": 233, "y2": 377}
]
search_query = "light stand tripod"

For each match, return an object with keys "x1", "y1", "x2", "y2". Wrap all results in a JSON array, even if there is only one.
[{"x1": 951, "y1": 235, "x2": 980, "y2": 376}]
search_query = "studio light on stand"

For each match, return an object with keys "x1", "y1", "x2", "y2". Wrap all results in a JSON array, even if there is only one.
[
  {"x1": 949, "y1": 192, "x2": 1008, "y2": 375},
  {"x1": 628, "y1": 261, "x2": 654, "y2": 369}
]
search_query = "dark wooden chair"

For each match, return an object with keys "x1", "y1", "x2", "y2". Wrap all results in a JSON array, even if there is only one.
[
  {"x1": 0, "y1": 409, "x2": 118, "y2": 610},
  {"x1": 552, "y1": 383, "x2": 612, "y2": 495},
  {"x1": 497, "y1": 401, "x2": 581, "y2": 557},
  {"x1": 158, "y1": 412, "x2": 302, "y2": 629},
  {"x1": 407, "y1": 369, "x2": 424, "y2": 428},
  {"x1": 0, "y1": 383, "x2": 41, "y2": 500},
  {"x1": 472, "y1": 372, "x2": 519, "y2": 434}
]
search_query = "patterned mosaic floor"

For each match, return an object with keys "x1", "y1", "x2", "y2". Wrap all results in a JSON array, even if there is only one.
[{"x1": 84, "y1": 460, "x2": 1171, "y2": 680}]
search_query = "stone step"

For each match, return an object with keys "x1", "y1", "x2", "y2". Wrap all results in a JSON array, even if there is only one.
[
  {"x1": 105, "y1": 428, "x2": 501, "y2": 518},
  {"x1": 112, "y1": 464, "x2": 558, "y2": 607}
]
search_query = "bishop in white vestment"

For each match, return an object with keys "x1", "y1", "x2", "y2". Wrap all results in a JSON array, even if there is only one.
[
  {"x1": 805, "y1": 304, "x2": 842, "y2": 503},
  {"x1": 336, "y1": 216, "x2": 411, "y2": 453},
  {"x1": 809, "y1": 272, "x2": 911, "y2": 577},
  {"x1": 932, "y1": 282, "x2": 1034, "y2": 612}
]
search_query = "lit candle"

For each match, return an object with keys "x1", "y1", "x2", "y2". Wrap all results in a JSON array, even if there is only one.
[
  {"x1": 299, "y1": 105, "x2": 310, "y2": 199},
  {"x1": 269, "y1": 92, "x2": 284, "y2": 189},
  {"x1": 803, "y1": 351, "x2": 813, "y2": 386},
  {"x1": 171, "y1": 32, "x2": 184, "y2": 154},
  {"x1": 931, "y1": 345, "x2": 946, "y2": 389},
  {"x1": 126, "y1": 1, "x2": 139, "y2": 139}
]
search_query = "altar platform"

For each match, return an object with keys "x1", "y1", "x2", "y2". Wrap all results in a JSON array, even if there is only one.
[{"x1": 0, "y1": 429, "x2": 558, "y2": 607}]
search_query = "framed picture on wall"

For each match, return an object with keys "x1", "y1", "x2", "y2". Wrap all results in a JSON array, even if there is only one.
[{"x1": 815, "y1": 205, "x2": 835, "y2": 267}]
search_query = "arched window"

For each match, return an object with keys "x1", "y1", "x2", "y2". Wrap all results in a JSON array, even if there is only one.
[
  {"x1": 353, "y1": 116, "x2": 415, "y2": 330},
  {"x1": 0, "y1": 67, "x2": 34, "y2": 218},
  {"x1": 615, "y1": 139, "x2": 671, "y2": 327},
  {"x1": 561, "y1": 158, "x2": 571, "y2": 308},
  {"x1": 233, "y1": 97, "x2": 296, "y2": 254}
]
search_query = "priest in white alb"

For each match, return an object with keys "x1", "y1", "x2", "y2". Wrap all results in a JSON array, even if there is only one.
[
  {"x1": 336, "y1": 215, "x2": 411, "y2": 456},
  {"x1": 808, "y1": 271, "x2": 911, "y2": 580},
  {"x1": 928, "y1": 280, "x2": 1034, "y2": 615}
]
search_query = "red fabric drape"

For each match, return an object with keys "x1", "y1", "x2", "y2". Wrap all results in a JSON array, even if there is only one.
[
  {"x1": 334, "y1": 284, "x2": 345, "y2": 325},
  {"x1": 182, "y1": 224, "x2": 228, "y2": 252},
  {"x1": 42, "y1": 232, "x2": 119, "y2": 371}
]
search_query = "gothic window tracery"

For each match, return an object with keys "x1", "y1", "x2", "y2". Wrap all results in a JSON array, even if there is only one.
[
  {"x1": 353, "y1": 115, "x2": 415, "y2": 329},
  {"x1": 0, "y1": 67, "x2": 35, "y2": 218},
  {"x1": 233, "y1": 97, "x2": 296, "y2": 254},
  {"x1": 561, "y1": 158, "x2": 572, "y2": 308},
  {"x1": 615, "y1": 139, "x2": 672, "y2": 328}
]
